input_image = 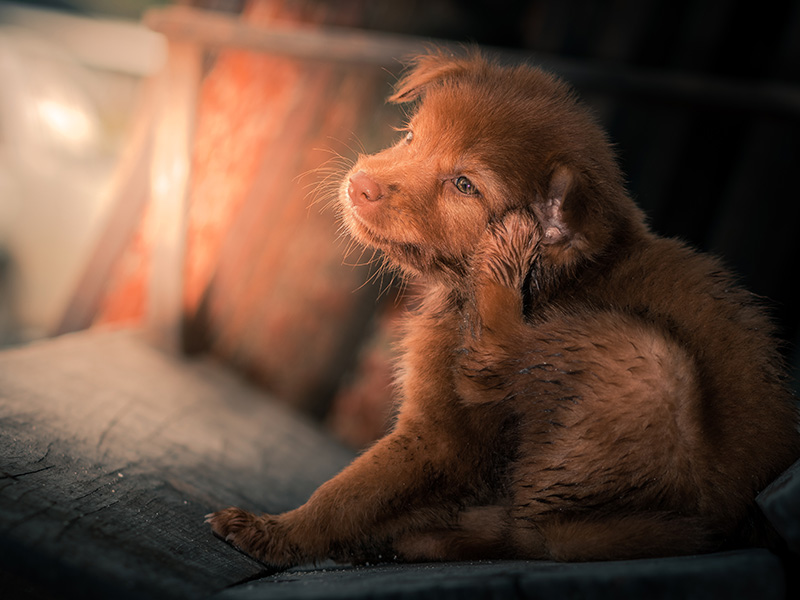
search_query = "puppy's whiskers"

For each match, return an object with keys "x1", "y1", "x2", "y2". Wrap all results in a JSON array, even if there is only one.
[{"x1": 302, "y1": 135, "x2": 364, "y2": 213}]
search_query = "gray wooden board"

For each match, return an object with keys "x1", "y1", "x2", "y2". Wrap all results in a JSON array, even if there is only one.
[
  {"x1": 215, "y1": 550, "x2": 785, "y2": 600},
  {"x1": 0, "y1": 329, "x2": 354, "y2": 599},
  {"x1": 758, "y1": 458, "x2": 800, "y2": 554}
]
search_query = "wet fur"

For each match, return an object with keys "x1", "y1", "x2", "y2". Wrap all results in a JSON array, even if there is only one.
[{"x1": 208, "y1": 50, "x2": 800, "y2": 566}]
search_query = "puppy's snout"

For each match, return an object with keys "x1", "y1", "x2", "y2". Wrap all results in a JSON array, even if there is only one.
[{"x1": 348, "y1": 170, "x2": 384, "y2": 206}]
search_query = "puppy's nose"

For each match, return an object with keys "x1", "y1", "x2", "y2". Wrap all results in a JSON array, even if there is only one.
[{"x1": 348, "y1": 170, "x2": 384, "y2": 206}]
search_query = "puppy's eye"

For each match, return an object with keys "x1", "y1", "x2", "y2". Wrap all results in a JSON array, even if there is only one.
[
  {"x1": 405, "y1": 130, "x2": 414, "y2": 143},
  {"x1": 454, "y1": 176, "x2": 478, "y2": 195}
]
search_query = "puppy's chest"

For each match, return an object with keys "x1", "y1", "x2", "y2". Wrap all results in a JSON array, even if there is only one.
[{"x1": 398, "y1": 309, "x2": 464, "y2": 398}]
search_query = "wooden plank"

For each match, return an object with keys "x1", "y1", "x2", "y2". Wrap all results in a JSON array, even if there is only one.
[
  {"x1": 213, "y1": 550, "x2": 784, "y2": 600},
  {"x1": 0, "y1": 329, "x2": 354, "y2": 599},
  {"x1": 146, "y1": 40, "x2": 202, "y2": 352},
  {"x1": 758, "y1": 458, "x2": 800, "y2": 555}
]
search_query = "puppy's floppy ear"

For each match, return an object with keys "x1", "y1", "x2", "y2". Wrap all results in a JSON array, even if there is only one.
[
  {"x1": 533, "y1": 164, "x2": 636, "y2": 275},
  {"x1": 534, "y1": 165, "x2": 577, "y2": 246},
  {"x1": 533, "y1": 165, "x2": 612, "y2": 269},
  {"x1": 389, "y1": 49, "x2": 480, "y2": 103}
]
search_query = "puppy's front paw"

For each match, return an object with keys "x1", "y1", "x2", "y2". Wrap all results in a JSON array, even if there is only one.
[
  {"x1": 206, "y1": 506, "x2": 257, "y2": 541},
  {"x1": 473, "y1": 211, "x2": 540, "y2": 290},
  {"x1": 206, "y1": 507, "x2": 294, "y2": 569},
  {"x1": 467, "y1": 211, "x2": 540, "y2": 334}
]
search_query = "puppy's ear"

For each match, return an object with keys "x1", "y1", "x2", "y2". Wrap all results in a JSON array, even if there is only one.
[
  {"x1": 534, "y1": 165, "x2": 612, "y2": 269},
  {"x1": 389, "y1": 49, "x2": 479, "y2": 103},
  {"x1": 534, "y1": 166, "x2": 577, "y2": 246}
]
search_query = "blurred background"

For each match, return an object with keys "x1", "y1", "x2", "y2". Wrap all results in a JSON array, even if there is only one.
[{"x1": 1, "y1": 0, "x2": 798, "y2": 449}]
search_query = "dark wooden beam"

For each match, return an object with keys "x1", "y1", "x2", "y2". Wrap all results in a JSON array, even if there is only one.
[{"x1": 144, "y1": 5, "x2": 800, "y2": 118}]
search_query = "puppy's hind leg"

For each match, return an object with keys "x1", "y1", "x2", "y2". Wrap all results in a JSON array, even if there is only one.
[
  {"x1": 393, "y1": 505, "x2": 528, "y2": 561},
  {"x1": 393, "y1": 509, "x2": 717, "y2": 562},
  {"x1": 537, "y1": 513, "x2": 717, "y2": 561}
]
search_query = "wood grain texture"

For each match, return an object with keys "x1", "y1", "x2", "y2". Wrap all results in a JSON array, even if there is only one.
[
  {"x1": 215, "y1": 550, "x2": 785, "y2": 600},
  {"x1": 758, "y1": 458, "x2": 800, "y2": 555},
  {"x1": 0, "y1": 329, "x2": 353, "y2": 599}
]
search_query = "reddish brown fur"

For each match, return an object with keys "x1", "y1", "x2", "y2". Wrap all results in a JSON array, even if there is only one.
[{"x1": 208, "y1": 50, "x2": 800, "y2": 566}]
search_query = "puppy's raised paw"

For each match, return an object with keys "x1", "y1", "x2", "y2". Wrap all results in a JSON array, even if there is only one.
[
  {"x1": 473, "y1": 211, "x2": 541, "y2": 291},
  {"x1": 467, "y1": 211, "x2": 541, "y2": 335}
]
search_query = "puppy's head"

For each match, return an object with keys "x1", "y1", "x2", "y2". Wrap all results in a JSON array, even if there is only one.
[{"x1": 340, "y1": 49, "x2": 642, "y2": 291}]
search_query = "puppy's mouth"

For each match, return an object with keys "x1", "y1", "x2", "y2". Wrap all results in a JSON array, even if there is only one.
[
  {"x1": 340, "y1": 171, "x2": 449, "y2": 277},
  {"x1": 341, "y1": 198, "x2": 395, "y2": 250}
]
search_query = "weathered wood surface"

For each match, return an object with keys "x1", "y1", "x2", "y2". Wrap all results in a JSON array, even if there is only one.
[
  {"x1": 758, "y1": 458, "x2": 800, "y2": 555},
  {"x1": 216, "y1": 550, "x2": 785, "y2": 600},
  {"x1": 0, "y1": 329, "x2": 353, "y2": 599}
]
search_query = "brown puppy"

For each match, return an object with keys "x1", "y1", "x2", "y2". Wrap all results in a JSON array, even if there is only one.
[{"x1": 207, "y1": 50, "x2": 800, "y2": 565}]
